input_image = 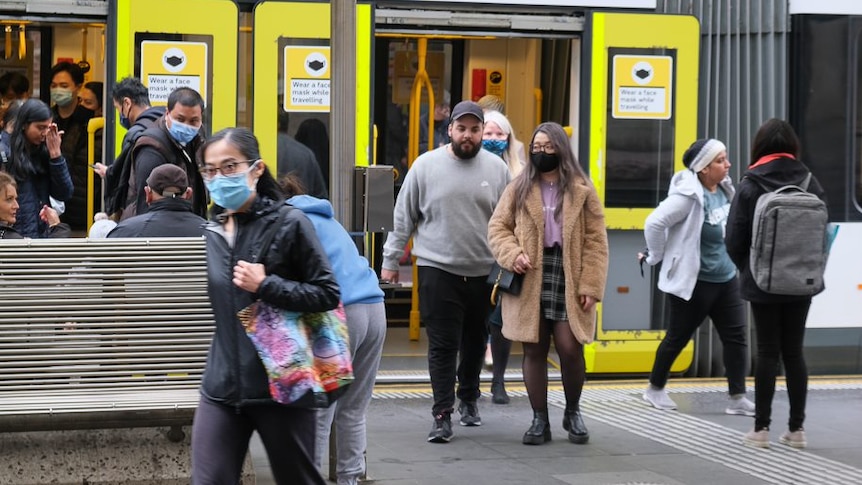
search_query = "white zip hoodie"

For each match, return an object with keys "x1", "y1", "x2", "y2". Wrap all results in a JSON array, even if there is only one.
[{"x1": 643, "y1": 169, "x2": 734, "y2": 301}]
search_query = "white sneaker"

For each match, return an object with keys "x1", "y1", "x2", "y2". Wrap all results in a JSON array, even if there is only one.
[
  {"x1": 643, "y1": 386, "x2": 677, "y2": 410},
  {"x1": 726, "y1": 395, "x2": 756, "y2": 416},
  {"x1": 743, "y1": 429, "x2": 770, "y2": 448},
  {"x1": 779, "y1": 429, "x2": 807, "y2": 449}
]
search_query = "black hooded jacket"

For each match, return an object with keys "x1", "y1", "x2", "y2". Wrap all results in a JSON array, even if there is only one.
[
  {"x1": 201, "y1": 197, "x2": 340, "y2": 406},
  {"x1": 725, "y1": 155, "x2": 827, "y2": 303}
]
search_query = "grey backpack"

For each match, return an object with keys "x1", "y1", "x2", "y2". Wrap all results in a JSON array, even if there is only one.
[{"x1": 749, "y1": 173, "x2": 828, "y2": 295}]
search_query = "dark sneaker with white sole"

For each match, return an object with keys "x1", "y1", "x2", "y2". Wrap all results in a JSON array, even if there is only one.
[
  {"x1": 428, "y1": 413, "x2": 453, "y2": 443},
  {"x1": 458, "y1": 400, "x2": 482, "y2": 426}
]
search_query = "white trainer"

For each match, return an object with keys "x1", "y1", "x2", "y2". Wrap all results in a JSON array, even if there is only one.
[
  {"x1": 726, "y1": 395, "x2": 756, "y2": 416},
  {"x1": 779, "y1": 430, "x2": 807, "y2": 449},
  {"x1": 643, "y1": 386, "x2": 678, "y2": 410},
  {"x1": 743, "y1": 429, "x2": 770, "y2": 448}
]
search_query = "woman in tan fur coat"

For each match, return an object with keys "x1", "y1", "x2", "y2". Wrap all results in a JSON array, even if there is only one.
[{"x1": 488, "y1": 122, "x2": 608, "y2": 446}]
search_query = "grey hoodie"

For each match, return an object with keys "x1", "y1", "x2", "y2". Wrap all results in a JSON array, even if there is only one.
[{"x1": 643, "y1": 169, "x2": 735, "y2": 301}]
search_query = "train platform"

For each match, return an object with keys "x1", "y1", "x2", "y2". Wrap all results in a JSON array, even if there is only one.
[{"x1": 250, "y1": 373, "x2": 862, "y2": 485}]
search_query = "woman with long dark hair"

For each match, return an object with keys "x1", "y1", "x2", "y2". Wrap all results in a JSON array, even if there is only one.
[
  {"x1": 191, "y1": 127, "x2": 339, "y2": 484},
  {"x1": 488, "y1": 122, "x2": 609, "y2": 445},
  {"x1": 726, "y1": 119, "x2": 827, "y2": 449},
  {"x1": 1, "y1": 98, "x2": 72, "y2": 237}
]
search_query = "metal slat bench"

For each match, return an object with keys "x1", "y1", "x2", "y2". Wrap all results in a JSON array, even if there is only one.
[{"x1": 0, "y1": 237, "x2": 213, "y2": 441}]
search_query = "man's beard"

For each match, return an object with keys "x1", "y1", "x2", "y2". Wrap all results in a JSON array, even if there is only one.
[{"x1": 451, "y1": 139, "x2": 482, "y2": 159}]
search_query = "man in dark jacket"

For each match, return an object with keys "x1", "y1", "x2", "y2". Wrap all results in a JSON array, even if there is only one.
[
  {"x1": 276, "y1": 111, "x2": 327, "y2": 199},
  {"x1": 94, "y1": 77, "x2": 165, "y2": 219},
  {"x1": 107, "y1": 163, "x2": 205, "y2": 238},
  {"x1": 122, "y1": 87, "x2": 207, "y2": 220},
  {"x1": 50, "y1": 62, "x2": 94, "y2": 232}
]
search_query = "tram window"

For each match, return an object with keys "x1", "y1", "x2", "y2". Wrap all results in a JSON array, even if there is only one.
[{"x1": 604, "y1": 48, "x2": 677, "y2": 209}]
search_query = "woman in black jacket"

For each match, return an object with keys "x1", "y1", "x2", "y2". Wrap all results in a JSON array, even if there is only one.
[
  {"x1": 191, "y1": 127, "x2": 339, "y2": 485},
  {"x1": 725, "y1": 118, "x2": 827, "y2": 450}
]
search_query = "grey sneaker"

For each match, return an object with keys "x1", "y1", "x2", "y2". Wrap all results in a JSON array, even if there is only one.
[
  {"x1": 743, "y1": 428, "x2": 770, "y2": 448},
  {"x1": 427, "y1": 413, "x2": 453, "y2": 443},
  {"x1": 726, "y1": 395, "x2": 756, "y2": 416},
  {"x1": 779, "y1": 429, "x2": 807, "y2": 449},
  {"x1": 643, "y1": 386, "x2": 677, "y2": 410},
  {"x1": 458, "y1": 400, "x2": 482, "y2": 426}
]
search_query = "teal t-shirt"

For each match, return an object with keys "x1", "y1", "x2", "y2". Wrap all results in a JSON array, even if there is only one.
[{"x1": 698, "y1": 188, "x2": 737, "y2": 283}]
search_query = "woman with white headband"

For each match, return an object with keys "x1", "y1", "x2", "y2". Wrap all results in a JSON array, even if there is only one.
[{"x1": 637, "y1": 138, "x2": 754, "y2": 416}]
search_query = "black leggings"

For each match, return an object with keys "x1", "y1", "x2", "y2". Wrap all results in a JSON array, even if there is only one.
[
  {"x1": 522, "y1": 319, "x2": 585, "y2": 411},
  {"x1": 649, "y1": 277, "x2": 748, "y2": 395},
  {"x1": 191, "y1": 396, "x2": 325, "y2": 485},
  {"x1": 750, "y1": 300, "x2": 810, "y2": 432}
]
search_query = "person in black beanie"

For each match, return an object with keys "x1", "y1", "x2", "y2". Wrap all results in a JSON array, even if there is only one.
[{"x1": 638, "y1": 138, "x2": 755, "y2": 416}]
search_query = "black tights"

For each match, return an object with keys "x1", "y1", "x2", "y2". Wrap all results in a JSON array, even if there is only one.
[
  {"x1": 489, "y1": 323, "x2": 511, "y2": 384},
  {"x1": 522, "y1": 319, "x2": 585, "y2": 411}
]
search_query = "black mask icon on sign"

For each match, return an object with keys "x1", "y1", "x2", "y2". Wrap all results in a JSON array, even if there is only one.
[
  {"x1": 307, "y1": 60, "x2": 325, "y2": 72},
  {"x1": 635, "y1": 68, "x2": 651, "y2": 80},
  {"x1": 165, "y1": 55, "x2": 184, "y2": 67}
]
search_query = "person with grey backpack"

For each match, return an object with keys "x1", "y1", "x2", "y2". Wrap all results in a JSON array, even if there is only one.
[{"x1": 726, "y1": 118, "x2": 828, "y2": 450}]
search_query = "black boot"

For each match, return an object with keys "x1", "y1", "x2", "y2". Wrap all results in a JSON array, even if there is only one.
[
  {"x1": 491, "y1": 380, "x2": 510, "y2": 405},
  {"x1": 563, "y1": 407, "x2": 589, "y2": 444},
  {"x1": 523, "y1": 409, "x2": 551, "y2": 445}
]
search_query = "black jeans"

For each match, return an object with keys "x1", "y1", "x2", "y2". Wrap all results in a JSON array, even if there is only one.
[
  {"x1": 649, "y1": 277, "x2": 748, "y2": 396},
  {"x1": 750, "y1": 300, "x2": 810, "y2": 432},
  {"x1": 418, "y1": 266, "x2": 491, "y2": 416},
  {"x1": 191, "y1": 396, "x2": 324, "y2": 485}
]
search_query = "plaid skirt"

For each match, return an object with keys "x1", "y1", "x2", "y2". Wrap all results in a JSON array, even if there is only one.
[{"x1": 541, "y1": 245, "x2": 567, "y2": 321}]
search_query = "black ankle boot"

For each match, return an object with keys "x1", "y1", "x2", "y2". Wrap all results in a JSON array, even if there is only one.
[
  {"x1": 522, "y1": 409, "x2": 551, "y2": 445},
  {"x1": 491, "y1": 380, "x2": 510, "y2": 405},
  {"x1": 563, "y1": 407, "x2": 589, "y2": 444}
]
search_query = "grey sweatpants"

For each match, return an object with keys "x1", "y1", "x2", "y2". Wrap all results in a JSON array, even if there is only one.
[{"x1": 315, "y1": 301, "x2": 387, "y2": 485}]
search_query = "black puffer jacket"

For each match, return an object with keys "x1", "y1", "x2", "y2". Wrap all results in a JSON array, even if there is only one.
[
  {"x1": 201, "y1": 197, "x2": 340, "y2": 407},
  {"x1": 725, "y1": 156, "x2": 827, "y2": 303}
]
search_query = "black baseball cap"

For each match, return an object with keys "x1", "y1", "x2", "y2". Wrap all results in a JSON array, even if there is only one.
[{"x1": 450, "y1": 100, "x2": 484, "y2": 123}]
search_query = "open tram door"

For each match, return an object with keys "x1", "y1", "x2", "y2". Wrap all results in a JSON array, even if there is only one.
[{"x1": 583, "y1": 12, "x2": 700, "y2": 374}]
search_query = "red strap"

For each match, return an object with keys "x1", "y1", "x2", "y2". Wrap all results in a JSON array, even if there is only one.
[{"x1": 749, "y1": 153, "x2": 796, "y2": 169}]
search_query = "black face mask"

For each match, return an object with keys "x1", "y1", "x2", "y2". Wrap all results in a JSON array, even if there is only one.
[{"x1": 530, "y1": 152, "x2": 560, "y2": 173}]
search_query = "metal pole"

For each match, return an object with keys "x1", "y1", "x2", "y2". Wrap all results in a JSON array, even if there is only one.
[{"x1": 331, "y1": 0, "x2": 357, "y2": 227}]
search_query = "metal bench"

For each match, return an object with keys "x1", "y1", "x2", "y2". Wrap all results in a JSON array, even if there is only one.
[{"x1": 0, "y1": 237, "x2": 213, "y2": 442}]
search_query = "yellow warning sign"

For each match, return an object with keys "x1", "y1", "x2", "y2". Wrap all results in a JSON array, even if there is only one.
[
  {"x1": 612, "y1": 55, "x2": 673, "y2": 120},
  {"x1": 140, "y1": 41, "x2": 208, "y2": 107},
  {"x1": 487, "y1": 69, "x2": 505, "y2": 98},
  {"x1": 283, "y1": 46, "x2": 331, "y2": 112}
]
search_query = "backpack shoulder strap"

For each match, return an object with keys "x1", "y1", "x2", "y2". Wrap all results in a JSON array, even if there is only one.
[{"x1": 799, "y1": 172, "x2": 812, "y2": 191}]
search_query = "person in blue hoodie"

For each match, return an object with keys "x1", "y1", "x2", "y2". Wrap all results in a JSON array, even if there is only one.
[{"x1": 281, "y1": 175, "x2": 387, "y2": 485}]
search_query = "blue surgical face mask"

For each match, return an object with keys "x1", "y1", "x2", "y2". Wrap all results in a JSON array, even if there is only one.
[
  {"x1": 167, "y1": 115, "x2": 200, "y2": 146},
  {"x1": 482, "y1": 139, "x2": 508, "y2": 157},
  {"x1": 204, "y1": 161, "x2": 259, "y2": 210},
  {"x1": 50, "y1": 88, "x2": 74, "y2": 108}
]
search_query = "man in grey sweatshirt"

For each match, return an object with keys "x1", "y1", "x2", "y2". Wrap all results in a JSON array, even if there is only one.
[{"x1": 381, "y1": 100, "x2": 510, "y2": 443}]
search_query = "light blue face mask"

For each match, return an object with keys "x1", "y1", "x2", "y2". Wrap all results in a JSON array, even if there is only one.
[
  {"x1": 482, "y1": 139, "x2": 508, "y2": 157},
  {"x1": 167, "y1": 115, "x2": 201, "y2": 146},
  {"x1": 50, "y1": 88, "x2": 74, "y2": 108},
  {"x1": 204, "y1": 161, "x2": 259, "y2": 210}
]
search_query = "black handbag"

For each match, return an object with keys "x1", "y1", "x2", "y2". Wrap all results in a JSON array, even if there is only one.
[{"x1": 487, "y1": 262, "x2": 523, "y2": 305}]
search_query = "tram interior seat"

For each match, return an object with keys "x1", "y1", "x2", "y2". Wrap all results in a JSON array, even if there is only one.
[{"x1": 0, "y1": 237, "x2": 212, "y2": 442}]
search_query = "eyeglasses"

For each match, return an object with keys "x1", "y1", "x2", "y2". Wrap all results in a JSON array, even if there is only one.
[
  {"x1": 200, "y1": 159, "x2": 259, "y2": 180},
  {"x1": 530, "y1": 144, "x2": 555, "y2": 154}
]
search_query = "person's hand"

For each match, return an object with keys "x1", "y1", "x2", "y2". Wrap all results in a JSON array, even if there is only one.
[
  {"x1": 512, "y1": 253, "x2": 532, "y2": 274},
  {"x1": 93, "y1": 162, "x2": 108, "y2": 179},
  {"x1": 232, "y1": 260, "x2": 267, "y2": 293},
  {"x1": 381, "y1": 268, "x2": 399, "y2": 284},
  {"x1": 39, "y1": 205, "x2": 61, "y2": 227},
  {"x1": 580, "y1": 295, "x2": 597, "y2": 313},
  {"x1": 45, "y1": 123, "x2": 64, "y2": 159}
]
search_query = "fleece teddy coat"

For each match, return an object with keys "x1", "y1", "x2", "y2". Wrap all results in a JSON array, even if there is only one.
[{"x1": 488, "y1": 176, "x2": 609, "y2": 344}]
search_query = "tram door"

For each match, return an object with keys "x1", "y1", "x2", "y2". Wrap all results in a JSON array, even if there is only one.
[{"x1": 0, "y1": 8, "x2": 107, "y2": 233}]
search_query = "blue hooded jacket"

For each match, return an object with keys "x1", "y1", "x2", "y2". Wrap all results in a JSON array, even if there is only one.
[{"x1": 288, "y1": 195, "x2": 384, "y2": 306}]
